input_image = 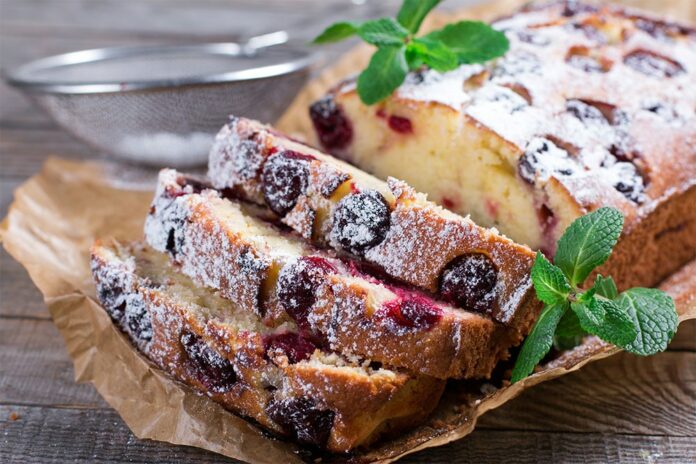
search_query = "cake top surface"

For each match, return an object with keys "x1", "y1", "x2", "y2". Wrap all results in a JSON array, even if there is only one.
[{"x1": 337, "y1": 1, "x2": 696, "y2": 223}]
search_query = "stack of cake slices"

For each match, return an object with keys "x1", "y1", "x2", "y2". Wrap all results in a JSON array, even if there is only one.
[{"x1": 92, "y1": 114, "x2": 540, "y2": 452}]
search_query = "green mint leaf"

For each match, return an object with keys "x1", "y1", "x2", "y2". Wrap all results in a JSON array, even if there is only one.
[
  {"x1": 553, "y1": 310, "x2": 586, "y2": 350},
  {"x1": 358, "y1": 18, "x2": 409, "y2": 46},
  {"x1": 530, "y1": 251, "x2": 571, "y2": 305},
  {"x1": 357, "y1": 46, "x2": 408, "y2": 105},
  {"x1": 313, "y1": 21, "x2": 359, "y2": 44},
  {"x1": 405, "y1": 46, "x2": 424, "y2": 70},
  {"x1": 397, "y1": 0, "x2": 441, "y2": 33},
  {"x1": 424, "y1": 21, "x2": 509, "y2": 64},
  {"x1": 554, "y1": 207, "x2": 624, "y2": 287},
  {"x1": 617, "y1": 288, "x2": 678, "y2": 356},
  {"x1": 571, "y1": 300, "x2": 606, "y2": 329},
  {"x1": 577, "y1": 297, "x2": 637, "y2": 347},
  {"x1": 593, "y1": 274, "x2": 618, "y2": 299},
  {"x1": 406, "y1": 37, "x2": 458, "y2": 72},
  {"x1": 577, "y1": 286, "x2": 596, "y2": 304},
  {"x1": 511, "y1": 302, "x2": 567, "y2": 383},
  {"x1": 555, "y1": 309, "x2": 585, "y2": 338}
]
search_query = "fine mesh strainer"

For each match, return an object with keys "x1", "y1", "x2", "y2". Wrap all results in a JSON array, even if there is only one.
[{"x1": 6, "y1": 32, "x2": 313, "y2": 168}]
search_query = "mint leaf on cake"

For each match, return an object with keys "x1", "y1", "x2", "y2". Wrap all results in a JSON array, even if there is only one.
[
  {"x1": 357, "y1": 18, "x2": 409, "y2": 46},
  {"x1": 312, "y1": 22, "x2": 359, "y2": 44},
  {"x1": 357, "y1": 46, "x2": 409, "y2": 105},
  {"x1": 510, "y1": 302, "x2": 567, "y2": 383},
  {"x1": 530, "y1": 251, "x2": 571, "y2": 305},
  {"x1": 618, "y1": 288, "x2": 678, "y2": 356},
  {"x1": 512, "y1": 207, "x2": 679, "y2": 383},
  {"x1": 397, "y1": 0, "x2": 441, "y2": 33},
  {"x1": 554, "y1": 207, "x2": 624, "y2": 287},
  {"x1": 313, "y1": 0, "x2": 508, "y2": 104},
  {"x1": 423, "y1": 20, "x2": 509, "y2": 64}
]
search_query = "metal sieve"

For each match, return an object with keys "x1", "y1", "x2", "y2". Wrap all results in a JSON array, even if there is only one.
[{"x1": 6, "y1": 32, "x2": 313, "y2": 168}]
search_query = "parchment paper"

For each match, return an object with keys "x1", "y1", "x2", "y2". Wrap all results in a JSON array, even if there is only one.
[{"x1": 2, "y1": 1, "x2": 695, "y2": 463}]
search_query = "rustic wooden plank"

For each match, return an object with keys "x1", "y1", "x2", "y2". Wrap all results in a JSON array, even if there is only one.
[
  {"x1": 477, "y1": 350, "x2": 696, "y2": 436},
  {"x1": 0, "y1": 319, "x2": 105, "y2": 406},
  {"x1": 0, "y1": 405, "x2": 234, "y2": 464},
  {"x1": 400, "y1": 430, "x2": 696, "y2": 464},
  {"x1": 0, "y1": 127, "x2": 94, "y2": 179},
  {"x1": 670, "y1": 319, "x2": 696, "y2": 351},
  {"x1": 0, "y1": 249, "x2": 49, "y2": 319},
  {"x1": 1, "y1": 404, "x2": 694, "y2": 464}
]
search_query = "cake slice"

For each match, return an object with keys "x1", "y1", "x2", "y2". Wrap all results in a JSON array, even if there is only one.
[
  {"x1": 91, "y1": 239, "x2": 444, "y2": 452},
  {"x1": 145, "y1": 170, "x2": 528, "y2": 379},
  {"x1": 308, "y1": 1, "x2": 696, "y2": 290},
  {"x1": 208, "y1": 116, "x2": 538, "y2": 327}
]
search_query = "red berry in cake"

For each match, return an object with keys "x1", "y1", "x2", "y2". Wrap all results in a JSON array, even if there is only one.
[
  {"x1": 609, "y1": 162, "x2": 646, "y2": 203},
  {"x1": 517, "y1": 138, "x2": 575, "y2": 185},
  {"x1": 180, "y1": 331, "x2": 237, "y2": 393},
  {"x1": 561, "y1": 0, "x2": 598, "y2": 17},
  {"x1": 624, "y1": 50, "x2": 684, "y2": 78},
  {"x1": 439, "y1": 254, "x2": 498, "y2": 313},
  {"x1": 95, "y1": 279, "x2": 127, "y2": 322},
  {"x1": 494, "y1": 50, "x2": 542, "y2": 77},
  {"x1": 262, "y1": 150, "x2": 314, "y2": 216},
  {"x1": 566, "y1": 99, "x2": 609, "y2": 124},
  {"x1": 383, "y1": 296, "x2": 443, "y2": 331},
  {"x1": 309, "y1": 95, "x2": 353, "y2": 151},
  {"x1": 265, "y1": 397, "x2": 335, "y2": 447},
  {"x1": 264, "y1": 332, "x2": 317, "y2": 364},
  {"x1": 516, "y1": 30, "x2": 550, "y2": 46},
  {"x1": 124, "y1": 297, "x2": 152, "y2": 343},
  {"x1": 278, "y1": 257, "x2": 336, "y2": 331},
  {"x1": 566, "y1": 54, "x2": 606, "y2": 72},
  {"x1": 331, "y1": 190, "x2": 391, "y2": 255},
  {"x1": 388, "y1": 115, "x2": 413, "y2": 134}
]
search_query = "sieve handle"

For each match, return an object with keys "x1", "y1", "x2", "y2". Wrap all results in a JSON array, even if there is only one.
[{"x1": 242, "y1": 31, "x2": 289, "y2": 55}]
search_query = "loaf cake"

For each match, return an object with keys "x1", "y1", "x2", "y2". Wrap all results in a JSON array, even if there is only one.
[
  {"x1": 91, "y1": 239, "x2": 444, "y2": 452},
  {"x1": 144, "y1": 168, "x2": 531, "y2": 379},
  {"x1": 208, "y1": 116, "x2": 538, "y2": 328},
  {"x1": 309, "y1": 1, "x2": 696, "y2": 290}
]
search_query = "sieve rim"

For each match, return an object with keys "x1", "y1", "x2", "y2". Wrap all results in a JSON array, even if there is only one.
[{"x1": 5, "y1": 42, "x2": 313, "y2": 95}]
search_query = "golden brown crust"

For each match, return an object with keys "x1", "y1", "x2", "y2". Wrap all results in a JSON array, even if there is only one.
[{"x1": 90, "y1": 240, "x2": 444, "y2": 453}]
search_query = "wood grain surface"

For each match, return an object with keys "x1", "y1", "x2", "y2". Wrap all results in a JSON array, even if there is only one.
[{"x1": 1, "y1": 1, "x2": 695, "y2": 463}]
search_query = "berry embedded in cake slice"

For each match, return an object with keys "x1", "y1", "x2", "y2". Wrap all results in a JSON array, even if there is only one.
[
  {"x1": 145, "y1": 170, "x2": 530, "y2": 379},
  {"x1": 208, "y1": 116, "x2": 538, "y2": 330},
  {"x1": 91, "y1": 239, "x2": 444, "y2": 452},
  {"x1": 308, "y1": 2, "x2": 696, "y2": 290}
]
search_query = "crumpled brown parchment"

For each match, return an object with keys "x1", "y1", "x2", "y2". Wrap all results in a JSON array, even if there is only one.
[{"x1": 2, "y1": 1, "x2": 695, "y2": 463}]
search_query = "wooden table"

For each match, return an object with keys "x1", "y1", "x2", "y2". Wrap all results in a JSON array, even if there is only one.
[{"x1": 1, "y1": 1, "x2": 694, "y2": 462}]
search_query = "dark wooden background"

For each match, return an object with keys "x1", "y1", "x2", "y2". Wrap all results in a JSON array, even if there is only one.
[{"x1": 1, "y1": 1, "x2": 694, "y2": 462}]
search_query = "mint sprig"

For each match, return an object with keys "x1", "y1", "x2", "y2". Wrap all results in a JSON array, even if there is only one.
[
  {"x1": 511, "y1": 207, "x2": 679, "y2": 383},
  {"x1": 313, "y1": 0, "x2": 509, "y2": 105}
]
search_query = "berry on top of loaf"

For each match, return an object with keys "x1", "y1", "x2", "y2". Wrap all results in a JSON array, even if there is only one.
[{"x1": 309, "y1": 1, "x2": 696, "y2": 290}]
